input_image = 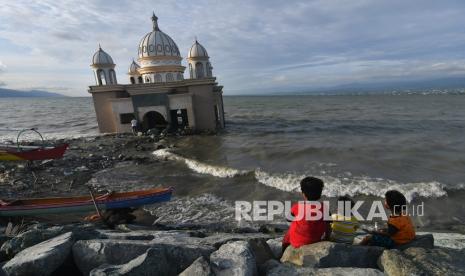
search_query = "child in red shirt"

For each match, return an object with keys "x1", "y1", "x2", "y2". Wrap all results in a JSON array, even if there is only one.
[{"x1": 282, "y1": 177, "x2": 330, "y2": 251}]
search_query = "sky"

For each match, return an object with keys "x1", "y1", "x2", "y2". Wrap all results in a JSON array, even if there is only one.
[{"x1": 1, "y1": 0, "x2": 465, "y2": 96}]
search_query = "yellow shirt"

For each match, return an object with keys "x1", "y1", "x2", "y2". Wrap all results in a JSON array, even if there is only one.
[{"x1": 330, "y1": 214, "x2": 359, "y2": 244}]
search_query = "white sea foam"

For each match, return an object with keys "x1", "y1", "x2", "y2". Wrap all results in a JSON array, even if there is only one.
[
  {"x1": 254, "y1": 169, "x2": 447, "y2": 202},
  {"x1": 153, "y1": 149, "x2": 450, "y2": 201},
  {"x1": 153, "y1": 149, "x2": 250, "y2": 178}
]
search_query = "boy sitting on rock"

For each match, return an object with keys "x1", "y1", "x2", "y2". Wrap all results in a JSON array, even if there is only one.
[
  {"x1": 360, "y1": 190, "x2": 416, "y2": 248},
  {"x1": 330, "y1": 195, "x2": 359, "y2": 244},
  {"x1": 282, "y1": 177, "x2": 330, "y2": 252}
]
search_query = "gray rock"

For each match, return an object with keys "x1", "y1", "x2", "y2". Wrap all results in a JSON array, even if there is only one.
[
  {"x1": 315, "y1": 268, "x2": 384, "y2": 276},
  {"x1": 258, "y1": 259, "x2": 282, "y2": 275},
  {"x1": 266, "y1": 262, "x2": 315, "y2": 275},
  {"x1": 404, "y1": 247, "x2": 465, "y2": 275},
  {"x1": 89, "y1": 248, "x2": 172, "y2": 276},
  {"x1": 73, "y1": 238, "x2": 215, "y2": 275},
  {"x1": 200, "y1": 233, "x2": 272, "y2": 249},
  {"x1": 266, "y1": 237, "x2": 283, "y2": 259},
  {"x1": 266, "y1": 264, "x2": 384, "y2": 276},
  {"x1": 210, "y1": 240, "x2": 257, "y2": 276},
  {"x1": 248, "y1": 239, "x2": 275, "y2": 266},
  {"x1": 2, "y1": 232, "x2": 74, "y2": 276},
  {"x1": 380, "y1": 246, "x2": 465, "y2": 275},
  {"x1": 378, "y1": 249, "x2": 425, "y2": 276},
  {"x1": 280, "y1": 241, "x2": 384, "y2": 268},
  {"x1": 73, "y1": 240, "x2": 152, "y2": 275},
  {"x1": 179, "y1": 256, "x2": 214, "y2": 276},
  {"x1": 395, "y1": 234, "x2": 434, "y2": 250},
  {"x1": 0, "y1": 226, "x2": 65, "y2": 259}
]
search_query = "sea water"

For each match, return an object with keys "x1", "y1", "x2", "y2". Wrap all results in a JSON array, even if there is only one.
[{"x1": 1, "y1": 94, "x2": 464, "y2": 229}]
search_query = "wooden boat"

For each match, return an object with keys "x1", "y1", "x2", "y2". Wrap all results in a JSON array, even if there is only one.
[
  {"x1": 0, "y1": 128, "x2": 68, "y2": 161},
  {"x1": 0, "y1": 187, "x2": 173, "y2": 216},
  {"x1": 0, "y1": 144, "x2": 68, "y2": 161}
]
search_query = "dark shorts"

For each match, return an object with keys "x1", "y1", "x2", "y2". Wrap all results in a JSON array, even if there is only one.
[{"x1": 370, "y1": 233, "x2": 395, "y2": 248}]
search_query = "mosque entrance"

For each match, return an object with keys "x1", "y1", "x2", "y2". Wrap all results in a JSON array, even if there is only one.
[{"x1": 142, "y1": 111, "x2": 168, "y2": 131}]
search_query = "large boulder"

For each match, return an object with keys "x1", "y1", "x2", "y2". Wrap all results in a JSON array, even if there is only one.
[
  {"x1": 0, "y1": 227, "x2": 65, "y2": 259},
  {"x1": 2, "y1": 232, "x2": 74, "y2": 276},
  {"x1": 266, "y1": 237, "x2": 283, "y2": 259},
  {"x1": 280, "y1": 241, "x2": 384, "y2": 268},
  {"x1": 378, "y1": 249, "x2": 424, "y2": 276},
  {"x1": 379, "y1": 247, "x2": 465, "y2": 275},
  {"x1": 395, "y1": 234, "x2": 434, "y2": 251},
  {"x1": 73, "y1": 240, "x2": 153, "y2": 275},
  {"x1": 179, "y1": 256, "x2": 214, "y2": 276},
  {"x1": 210, "y1": 240, "x2": 257, "y2": 276},
  {"x1": 0, "y1": 223, "x2": 100, "y2": 260},
  {"x1": 266, "y1": 263, "x2": 384, "y2": 276},
  {"x1": 199, "y1": 233, "x2": 273, "y2": 249},
  {"x1": 419, "y1": 232, "x2": 465, "y2": 249},
  {"x1": 96, "y1": 229, "x2": 193, "y2": 242},
  {"x1": 73, "y1": 239, "x2": 215, "y2": 275},
  {"x1": 89, "y1": 248, "x2": 172, "y2": 276}
]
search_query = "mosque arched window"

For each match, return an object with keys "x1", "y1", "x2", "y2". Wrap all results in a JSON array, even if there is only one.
[
  {"x1": 145, "y1": 77, "x2": 151, "y2": 83},
  {"x1": 138, "y1": 76, "x2": 143, "y2": 83},
  {"x1": 97, "y1": 69, "x2": 106, "y2": 85},
  {"x1": 109, "y1": 69, "x2": 117, "y2": 84},
  {"x1": 206, "y1": 62, "x2": 212, "y2": 77},
  {"x1": 166, "y1": 73, "x2": 174, "y2": 82},
  {"x1": 189, "y1": 64, "x2": 193, "y2": 79},
  {"x1": 177, "y1": 73, "x2": 183, "y2": 80},
  {"x1": 195, "y1": 62, "x2": 204, "y2": 79},
  {"x1": 130, "y1": 77, "x2": 135, "y2": 84},
  {"x1": 155, "y1": 74, "x2": 162, "y2": 82}
]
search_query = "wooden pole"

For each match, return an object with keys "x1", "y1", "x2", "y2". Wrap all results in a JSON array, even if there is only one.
[{"x1": 88, "y1": 187, "x2": 102, "y2": 218}]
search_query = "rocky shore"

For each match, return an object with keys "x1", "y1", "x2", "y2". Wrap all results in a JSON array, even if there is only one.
[
  {"x1": 0, "y1": 221, "x2": 464, "y2": 275},
  {"x1": 1, "y1": 134, "x2": 465, "y2": 275}
]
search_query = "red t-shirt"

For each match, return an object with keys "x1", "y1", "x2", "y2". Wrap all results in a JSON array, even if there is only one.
[{"x1": 288, "y1": 202, "x2": 328, "y2": 248}]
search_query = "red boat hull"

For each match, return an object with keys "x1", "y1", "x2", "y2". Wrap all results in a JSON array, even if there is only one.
[{"x1": 0, "y1": 144, "x2": 68, "y2": 161}]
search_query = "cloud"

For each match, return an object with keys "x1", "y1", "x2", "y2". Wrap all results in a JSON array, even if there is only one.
[{"x1": 0, "y1": 0, "x2": 465, "y2": 95}]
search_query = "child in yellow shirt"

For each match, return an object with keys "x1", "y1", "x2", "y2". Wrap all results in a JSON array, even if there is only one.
[{"x1": 330, "y1": 196, "x2": 359, "y2": 244}]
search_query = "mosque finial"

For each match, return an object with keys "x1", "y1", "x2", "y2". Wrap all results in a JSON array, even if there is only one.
[
  {"x1": 194, "y1": 36, "x2": 198, "y2": 43},
  {"x1": 152, "y1": 12, "x2": 159, "y2": 31},
  {"x1": 98, "y1": 43, "x2": 102, "y2": 50}
]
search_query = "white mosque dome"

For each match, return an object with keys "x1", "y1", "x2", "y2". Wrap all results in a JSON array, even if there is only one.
[
  {"x1": 138, "y1": 13, "x2": 180, "y2": 58},
  {"x1": 128, "y1": 60, "x2": 140, "y2": 74},
  {"x1": 92, "y1": 46, "x2": 114, "y2": 65},
  {"x1": 188, "y1": 40, "x2": 209, "y2": 58}
]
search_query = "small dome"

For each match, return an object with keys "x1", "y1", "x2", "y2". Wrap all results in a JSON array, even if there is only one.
[
  {"x1": 128, "y1": 60, "x2": 140, "y2": 74},
  {"x1": 138, "y1": 13, "x2": 181, "y2": 58},
  {"x1": 92, "y1": 45, "x2": 114, "y2": 65},
  {"x1": 188, "y1": 40, "x2": 209, "y2": 58}
]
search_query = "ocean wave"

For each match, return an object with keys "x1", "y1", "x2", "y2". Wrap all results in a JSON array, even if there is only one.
[
  {"x1": 153, "y1": 149, "x2": 251, "y2": 178},
  {"x1": 254, "y1": 169, "x2": 447, "y2": 202},
  {"x1": 153, "y1": 149, "x2": 450, "y2": 201}
]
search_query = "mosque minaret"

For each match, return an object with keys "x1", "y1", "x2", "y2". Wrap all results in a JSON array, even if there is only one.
[{"x1": 88, "y1": 12, "x2": 224, "y2": 134}]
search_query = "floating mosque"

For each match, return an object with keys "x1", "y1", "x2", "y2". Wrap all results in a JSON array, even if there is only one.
[{"x1": 88, "y1": 12, "x2": 225, "y2": 133}]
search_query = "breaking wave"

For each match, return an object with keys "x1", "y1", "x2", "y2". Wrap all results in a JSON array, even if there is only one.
[
  {"x1": 153, "y1": 149, "x2": 251, "y2": 178},
  {"x1": 153, "y1": 149, "x2": 451, "y2": 202},
  {"x1": 254, "y1": 170, "x2": 447, "y2": 202}
]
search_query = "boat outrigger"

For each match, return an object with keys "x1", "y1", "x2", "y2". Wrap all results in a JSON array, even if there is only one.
[
  {"x1": 0, "y1": 128, "x2": 68, "y2": 161},
  {"x1": 0, "y1": 187, "x2": 173, "y2": 217}
]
